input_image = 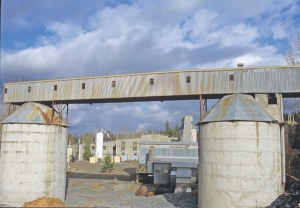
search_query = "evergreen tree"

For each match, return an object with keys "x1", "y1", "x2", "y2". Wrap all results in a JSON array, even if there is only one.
[
  {"x1": 83, "y1": 135, "x2": 93, "y2": 160},
  {"x1": 172, "y1": 123, "x2": 179, "y2": 138},
  {"x1": 165, "y1": 120, "x2": 172, "y2": 137},
  {"x1": 101, "y1": 154, "x2": 115, "y2": 173}
]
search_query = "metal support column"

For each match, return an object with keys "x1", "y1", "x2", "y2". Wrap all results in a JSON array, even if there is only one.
[
  {"x1": 199, "y1": 95, "x2": 207, "y2": 121},
  {"x1": 51, "y1": 101, "x2": 69, "y2": 129},
  {"x1": 7, "y1": 103, "x2": 17, "y2": 116}
]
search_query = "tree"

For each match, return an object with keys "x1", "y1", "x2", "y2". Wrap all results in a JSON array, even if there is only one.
[
  {"x1": 172, "y1": 123, "x2": 179, "y2": 138},
  {"x1": 284, "y1": 32, "x2": 300, "y2": 188},
  {"x1": 83, "y1": 134, "x2": 93, "y2": 160},
  {"x1": 165, "y1": 120, "x2": 173, "y2": 137},
  {"x1": 68, "y1": 133, "x2": 78, "y2": 145},
  {"x1": 285, "y1": 32, "x2": 300, "y2": 65},
  {"x1": 284, "y1": 32, "x2": 300, "y2": 112},
  {"x1": 101, "y1": 154, "x2": 115, "y2": 173}
]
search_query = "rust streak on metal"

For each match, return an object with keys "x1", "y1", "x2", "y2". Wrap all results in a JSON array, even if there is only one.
[
  {"x1": 3, "y1": 66, "x2": 300, "y2": 105},
  {"x1": 217, "y1": 97, "x2": 230, "y2": 119}
]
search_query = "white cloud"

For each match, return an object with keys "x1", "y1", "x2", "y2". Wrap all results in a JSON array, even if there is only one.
[
  {"x1": 272, "y1": 24, "x2": 287, "y2": 40},
  {"x1": 1, "y1": 0, "x2": 300, "y2": 133},
  {"x1": 46, "y1": 22, "x2": 83, "y2": 41}
]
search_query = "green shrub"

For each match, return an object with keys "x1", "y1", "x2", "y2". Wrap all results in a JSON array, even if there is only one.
[
  {"x1": 101, "y1": 154, "x2": 115, "y2": 173},
  {"x1": 83, "y1": 139, "x2": 93, "y2": 160}
]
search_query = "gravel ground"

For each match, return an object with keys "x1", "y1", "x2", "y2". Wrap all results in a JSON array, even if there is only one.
[{"x1": 65, "y1": 161, "x2": 198, "y2": 208}]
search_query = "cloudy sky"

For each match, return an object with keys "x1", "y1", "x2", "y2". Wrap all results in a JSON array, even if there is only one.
[{"x1": 1, "y1": 0, "x2": 300, "y2": 134}]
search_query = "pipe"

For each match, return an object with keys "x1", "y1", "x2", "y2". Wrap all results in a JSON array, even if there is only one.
[
  {"x1": 280, "y1": 124, "x2": 286, "y2": 192},
  {"x1": 148, "y1": 148, "x2": 154, "y2": 161}
]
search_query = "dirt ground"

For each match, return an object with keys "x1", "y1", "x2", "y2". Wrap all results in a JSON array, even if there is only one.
[{"x1": 65, "y1": 160, "x2": 198, "y2": 208}]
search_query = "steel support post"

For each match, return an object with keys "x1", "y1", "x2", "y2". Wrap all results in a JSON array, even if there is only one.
[
  {"x1": 7, "y1": 103, "x2": 16, "y2": 116},
  {"x1": 51, "y1": 101, "x2": 69, "y2": 127},
  {"x1": 199, "y1": 95, "x2": 207, "y2": 121}
]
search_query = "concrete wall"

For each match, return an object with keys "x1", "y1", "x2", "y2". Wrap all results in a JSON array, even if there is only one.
[
  {"x1": 255, "y1": 93, "x2": 284, "y2": 122},
  {"x1": 115, "y1": 135, "x2": 169, "y2": 161},
  {"x1": 0, "y1": 124, "x2": 68, "y2": 207},
  {"x1": 116, "y1": 138, "x2": 139, "y2": 161},
  {"x1": 198, "y1": 122, "x2": 282, "y2": 208},
  {"x1": 103, "y1": 141, "x2": 115, "y2": 156},
  {"x1": 178, "y1": 128, "x2": 197, "y2": 142}
]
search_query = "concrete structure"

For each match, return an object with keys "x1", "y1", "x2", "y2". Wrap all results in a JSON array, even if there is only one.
[
  {"x1": 103, "y1": 141, "x2": 116, "y2": 157},
  {"x1": 0, "y1": 102, "x2": 68, "y2": 207},
  {"x1": 197, "y1": 94, "x2": 282, "y2": 208},
  {"x1": 178, "y1": 116, "x2": 197, "y2": 142},
  {"x1": 3, "y1": 65, "x2": 300, "y2": 106},
  {"x1": 76, "y1": 143, "x2": 96, "y2": 161},
  {"x1": 95, "y1": 131, "x2": 104, "y2": 159},
  {"x1": 115, "y1": 135, "x2": 169, "y2": 161}
]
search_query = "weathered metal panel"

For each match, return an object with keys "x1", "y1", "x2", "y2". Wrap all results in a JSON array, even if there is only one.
[
  {"x1": 3, "y1": 66, "x2": 300, "y2": 105},
  {"x1": 1, "y1": 102, "x2": 68, "y2": 126},
  {"x1": 153, "y1": 163, "x2": 170, "y2": 185},
  {"x1": 176, "y1": 168, "x2": 191, "y2": 177},
  {"x1": 138, "y1": 142, "x2": 198, "y2": 165},
  {"x1": 176, "y1": 178, "x2": 191, "y2": 184},
  {"x1": 199, "y1": 94, "x2": 278, "y2": 123}
]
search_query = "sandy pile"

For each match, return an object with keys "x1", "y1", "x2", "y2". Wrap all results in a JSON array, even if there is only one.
[{"x1": 22, "y1": 196, "x2": 67, "y2": 207}]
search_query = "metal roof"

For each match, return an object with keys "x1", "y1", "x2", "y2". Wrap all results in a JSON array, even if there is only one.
[
  {"x1": 1, "y1": 102, "x2": 68, "y2": 126},
  {"x1": 198, "y1": 94, "x2": 278, "y2": 124}
]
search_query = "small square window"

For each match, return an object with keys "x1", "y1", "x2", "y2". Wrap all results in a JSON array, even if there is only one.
[
  {"x1": 103, "y1": 146, "x2": 106, "y2": 150},
  {"x1": 82, "y1": 83, "x2": 85, "y2": 89},
  {"x1": 4, "y1": 88, "x2": 7, "y2": 94},
  {"x1": 186, "y1": 76, "x2": 191, "y2": 83},
  {"x1": 112, "y1": 81, "x2": 116, "y2": 88},
  {"x1": 150, "y1": 78, "x2": 154, "y2": 85},
  {"x1": 28, "y1": 86, "x2": 31, "y2": 92},
  {"x1": 229, "y1": 74, "x2": 234, "y2": 81},
  {"x1": 54, "y1": 85, "x2": 57, "y2": 91},
  {"x1": 267, "y1": 94, "x2": 277, "y2": 105}
]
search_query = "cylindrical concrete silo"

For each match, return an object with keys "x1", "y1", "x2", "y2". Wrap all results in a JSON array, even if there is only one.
[
  {"x1": 0, "y1": 102, "x2": 68, "y2": 207},
  {"x1": 197, "y1": 94, "x2": 282, "y2": 208}
]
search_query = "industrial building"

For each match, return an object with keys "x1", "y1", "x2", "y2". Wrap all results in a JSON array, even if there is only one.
[
  {"x1": 101, "y1": 135, "x2": 170, "y2": 161},
  {"x1": 1, "y1": 65, "x2": 300, "y2": 207},
  {"x1": 137, "y1": 141, "x2": 198, "y2": 193},
  {"x1": 115, "y1": 135, "x2": 169, "y2": 161},
  {"x1": 133, "y1": 115, "x2": 199, "y2": 193},
  {"x1": 177, "y1": 115, "x2": 197, "y2": 142}
]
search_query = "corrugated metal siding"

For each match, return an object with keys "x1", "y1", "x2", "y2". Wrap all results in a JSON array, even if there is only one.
[
  {"x1": 153, "y1": 163, "x2": 171, "y2": 185},
  {"x1": 3, "y1": 66, "x2": 300, "y2": 104},
  {"x1": 1, "y1": 102, "x2": 68, "y2": 126},
  {"x1": 139, "y1": 143, "x2": 198, "y2": 165},
  {"x1": 199, "y1": 94, "x2": 278, "y2": 123}
]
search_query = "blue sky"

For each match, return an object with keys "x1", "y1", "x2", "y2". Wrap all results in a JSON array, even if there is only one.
[{"x1": 1, "y1": 0, "x2": 300, "y2": 134}]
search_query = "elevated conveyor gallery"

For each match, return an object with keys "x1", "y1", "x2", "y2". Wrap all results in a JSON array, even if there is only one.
[{"x1": 3, "y1": 65, "x2": 300, "y2": 106}]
